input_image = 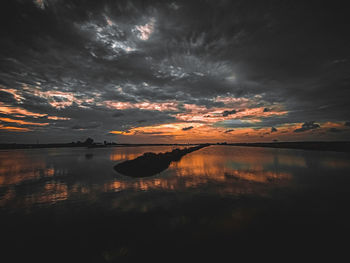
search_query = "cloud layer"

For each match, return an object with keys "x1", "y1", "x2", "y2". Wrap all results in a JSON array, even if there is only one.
[{"x1": 0, "y1": 0, "x2": 350, "y2": 143}]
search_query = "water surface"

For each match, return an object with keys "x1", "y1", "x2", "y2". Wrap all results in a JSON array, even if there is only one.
[{"x1": 1, "y1": 146, "x2": 349, "y2": 262}]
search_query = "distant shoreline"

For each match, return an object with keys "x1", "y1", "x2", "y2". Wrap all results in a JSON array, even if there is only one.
[
  {"x1": 225, "y1": 141, "x2": 350, "y2": 153},
  {"x1": 0, "y1": 141, "x2": 349, "y2": 152},
  {"x1": 0, "y1": 143, "x2": 199, "y2": 150}
]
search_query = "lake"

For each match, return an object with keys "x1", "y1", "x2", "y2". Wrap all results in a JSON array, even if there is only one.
[{"x1": 1, "y1": 145, "x2": 350, "y2": 262}]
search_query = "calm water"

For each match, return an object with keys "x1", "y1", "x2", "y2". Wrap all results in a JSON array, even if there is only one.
[{"x1": 1, "y1": 146, "x2": 350, "y2": 262}]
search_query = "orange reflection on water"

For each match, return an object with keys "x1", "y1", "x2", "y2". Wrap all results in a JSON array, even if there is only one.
[
  {"x1": 41, "y1": 181, "x2": 68, "y2": 203},
  {"x1": 225, "y1": 169, "x2": 291, "y2": 183},
  {"x1": 277, "y1": 155, "x2": 307, "y2": 168},
  {"x1": 110, "y1": 152, "x2": 142, "y2": 161},
  {"x1": 71, "y1": 184, "x2": 91, "y2": 194},
  {"x1": 23, "y1": 181, "x2": 69, "y2": 205},
  {"x1": 0, "y1": 152, "x2": 55, "y2": 186},
  {"x1": 170, "y1": 146, "x2": 292, "y2": 183},
  {"x1": 104, "y1": 178, "x2": 177, "y2": 192},
  {"x1": 5, "y1": 145, "x2": 349, "y2": 210},
  {"x1": 106, "y1": 146, "x2": 293, "y2": 194},
  {"x1": 109, "y1": 146, "x2": 186, "y2": 161},
  {"x1": 321, "y1": 158, "x2": 350, "y2": 169}
]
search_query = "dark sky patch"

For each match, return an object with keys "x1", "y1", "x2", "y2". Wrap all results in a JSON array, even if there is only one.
[
  {"x1": 222, "y1": 109, "x2": 237, "y2": 117},
  {"x1": 328, "y1": 128, "x2": 342, "y2": 133},
  {"x1": 182, "y1": 126, "x2": 193, "y2": 131},
  {"x1": 294, "y1": 121, "x2": 320, "y2": 133},
  {"x1": 112, "y1": 111, "x2": 124, "y2": 118}
]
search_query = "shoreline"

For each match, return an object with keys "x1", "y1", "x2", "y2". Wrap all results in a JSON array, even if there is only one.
[
  {"x1": 0, "y1": 141, "x2": 349, "y2": 152},
  {"x1": 225, "y1": 141, "x2": 350, "y2": 153},
  {"x1": 0, "y1": 143, "x2": 199, "y2": 150}
]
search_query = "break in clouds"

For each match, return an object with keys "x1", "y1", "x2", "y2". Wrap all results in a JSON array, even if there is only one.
[{"x1": 0, "y1": 0, "x2": 350, "y2": 143}]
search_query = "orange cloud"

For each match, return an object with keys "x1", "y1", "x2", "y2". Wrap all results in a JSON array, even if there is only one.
[
  {"x1": 109, "y1": 130, "x2": 128, "y2": 135},
  {"x1": 175, "y1": 104, "x2": 287, "y2": 123},
  {"x1": 110, "y1": 120, "x2": 341, "y2": 143},
  {"x1": 0, "y1": 125, "x2": 31, "y2": 132},
  {"x1": 0, "y1": 102, "x2": 47, "y2": 118},
  {"x1": 22, "y1": 85, "x2": 93, "y2": 109},
  {"x1": 0, "y1": 87, "x2": 24, "y2": 102},
  {"x1": 109, "y1": 123, "x2": 262, "y2": 143},
  {"x1": 0, "y1": 117, "x2": 49, "y2": 126}
]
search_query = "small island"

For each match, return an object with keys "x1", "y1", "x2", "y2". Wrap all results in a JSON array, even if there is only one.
[{"x1": 114, "y1": 144, "x2": 209, "y2": 177}]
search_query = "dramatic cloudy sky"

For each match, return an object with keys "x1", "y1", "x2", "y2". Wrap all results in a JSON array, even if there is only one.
[{"x1": 0, "y1": 0, "x2": 349, "y2": 143}]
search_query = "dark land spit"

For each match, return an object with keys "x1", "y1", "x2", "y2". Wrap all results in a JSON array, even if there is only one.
[{"x1": 114, "y1": 144, "x2": 209, "y2": 177}]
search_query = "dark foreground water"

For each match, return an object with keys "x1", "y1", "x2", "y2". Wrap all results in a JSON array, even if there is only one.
[{"x1": 0, "y1": 145, "x2": 350, "y2": 262}]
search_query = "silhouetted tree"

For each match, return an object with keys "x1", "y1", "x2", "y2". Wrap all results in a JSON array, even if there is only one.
[{"x1": 84, "y1": 137, "x2": 94, "y2": 145}]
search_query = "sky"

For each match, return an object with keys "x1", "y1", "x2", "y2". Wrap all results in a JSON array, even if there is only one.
[{"x1": 0, "y1": 0, "x2": 350, "y2": 144}]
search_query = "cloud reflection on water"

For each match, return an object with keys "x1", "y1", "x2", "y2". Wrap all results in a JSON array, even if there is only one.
[{"x1": 0, "y1": 146, "x2": 349, "y2": 210}]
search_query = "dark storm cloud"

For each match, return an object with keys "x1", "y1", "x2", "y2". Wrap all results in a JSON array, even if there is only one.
[
  {"x1": 294, "y1": 121, "x2": 320, "y2": 133},
  {"x1": 1, "y1": 0, "x2": 350, "y2": 142},
  {"x1": 182, "y1": 126, "x2": 193, "y2": 131},
  {"x1": 328, "y1": 128, "x2": 342, "y2": 133},
  {"x1": 112, "y1": 111, "x2": 124, "y2": 118},
  {"x1": 0, "y1": 90, "x2": 17, "y2": 104},
  {"x1": 222, "y1": 109, "x2": 237, "y2": 117},
  {"x1": 99, "y1": 108, "x2": 177, "y2": 134}
]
